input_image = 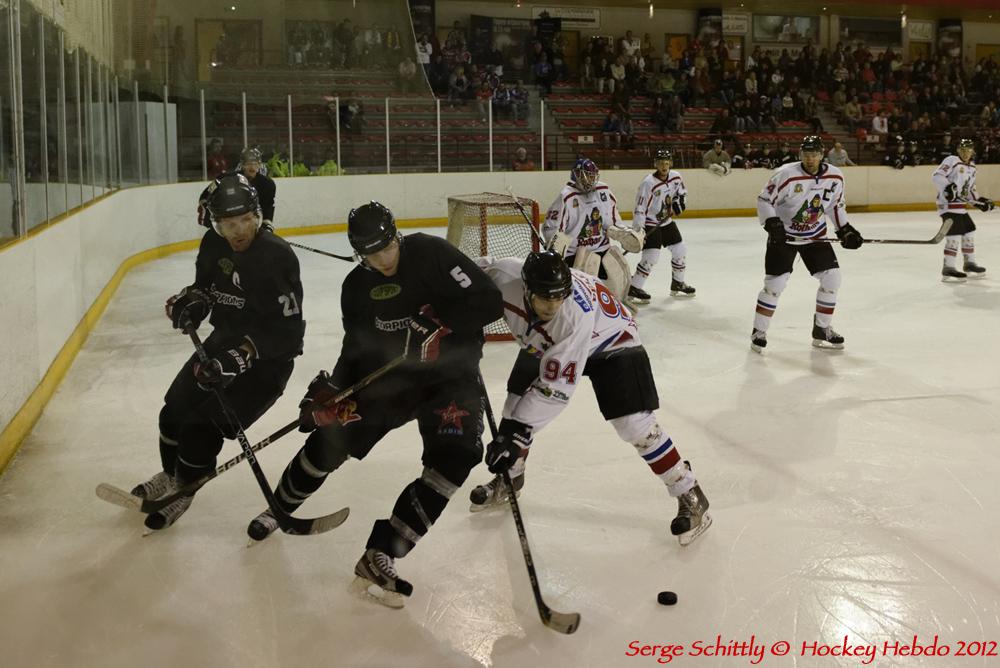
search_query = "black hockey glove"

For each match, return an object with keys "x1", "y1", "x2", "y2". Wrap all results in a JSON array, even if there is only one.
[
  {"x1": 261, "y1": 219, "x2": 275, "y2": 233},
  {"x1": 943, "y1": 183, "x2": 959, "y2": 202},
  {"x1": 297, "y1": 370, "x2": 357, "y2": 432},
  {"x1": 975, "y1": 197, "x2": 995, "y2": 212},
  {"x1": 165, "y1": 286, "x2": 214, "y2": 332},
  {"x1": 406, "y1": 305, "x2": 452, "y2": 363},
  {"x1": 836, "y1": 223, "x2": 864, "y2": 250},
  {"x1": 485, "y1": 419, "x2": 532, "y2": 475},
  {"x1": 763, "y1": 217, "x2": 786, "y2": 245},
  {"x1": 194, "y1": 347, "x2": 253, "y2": 389},
  {"x1": 671, "y1": 194, "x2": 686, "y2": 216}
]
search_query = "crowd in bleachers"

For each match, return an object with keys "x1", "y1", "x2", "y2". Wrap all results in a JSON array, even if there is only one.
[{"x1": 286, "y1": 20, "x2": 405, "y2": 71}]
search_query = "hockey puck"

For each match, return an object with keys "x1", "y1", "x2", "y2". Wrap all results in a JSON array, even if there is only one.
[{"x1": 657, "y1": 591, "x2": 678, "y2": 606}]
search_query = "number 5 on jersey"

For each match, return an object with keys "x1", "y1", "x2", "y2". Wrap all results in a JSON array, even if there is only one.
[{"x1": 450, "y1": 266, "x2": 472, "y2": 288}]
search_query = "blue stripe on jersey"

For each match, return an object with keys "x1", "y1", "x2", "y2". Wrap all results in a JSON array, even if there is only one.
[
  {"x1": 593, "y1": 332, "x2": 619, "y2": 355},
  {"x1": 641, "y1": 438, "x2": 674, "y2": 462}
]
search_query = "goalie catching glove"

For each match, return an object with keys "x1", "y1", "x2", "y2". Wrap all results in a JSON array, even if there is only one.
[
  {"x1": 485, "y1": 419, "x2": 532, "y2": 475},
  {"x1": 607, "y1": 225, "x2": 645, "y2": 253}
]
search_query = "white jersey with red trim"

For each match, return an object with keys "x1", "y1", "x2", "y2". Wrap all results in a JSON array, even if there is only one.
[
  {"x1": 542, "y1": 180, "x2": 623, "y2": 255},
  {"x1": 476, "y1": 256, "x2": 640, "y2": 431},
  {"x1": 756, "y1": 162, "x2": 848, "y2": 245},
  {"x1": 633, "y1": 170, "x2": 686, "y2": 230},
  {"x1": 932, "y1": 156, "x2": 980, "y2": 215}
]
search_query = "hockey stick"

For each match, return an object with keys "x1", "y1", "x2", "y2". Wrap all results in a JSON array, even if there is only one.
[
  {"x1": 286, "y1": 239, "x2": 355, "y2": 263},
  {"x1": 802, "y1": 218, "x2": 953, "y2": 245},
  {"x1": 96, "y1": 353, "x2": 407, "y2": 514},
  {"x1": 503, "y1": 187, "x2": 547, "y2": 250},
  {"x1": 479, "y1": 376, "x2": 581, "y2": 635}
]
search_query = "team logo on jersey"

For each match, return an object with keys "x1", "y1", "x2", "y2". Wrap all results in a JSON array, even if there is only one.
[
  {"x1": 579, "y1": 207, "x2": 604, "y2": 242},
  {"x1": 657, "y1": 198, "x2": 670, "y2": 223},
  {"x1": 333, "y1": 399, "x2": 362, "y2": 426},
  {"x1": 434, "y1": 401, "x2": 470, "y2": 435},
  {"x1": 375, "y1": 316, "x2": 410, "y2": 332},
  {"x1": 599, "y1": 192, "x2": 608, "y2": 202},
  {"x1": 791, "y1": 194, "x2": 824, "y2": 228},
  {"x1": 218, "y1": 258, "x2": 234, "y2": 275},
  {"x1": 370, "y1": 283, "x2": 401, "y2": 300},
  {"x1": 794, "y1": 184, "x2": 804, "y2": 194}
]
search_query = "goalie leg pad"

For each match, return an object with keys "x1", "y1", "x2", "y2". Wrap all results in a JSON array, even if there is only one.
[
  {"x1": 572, "y1": 247, "x2": 602, "y2": 276},
  {"x1": 601, "y1": 246, "x2": 632, "y2": 300}
]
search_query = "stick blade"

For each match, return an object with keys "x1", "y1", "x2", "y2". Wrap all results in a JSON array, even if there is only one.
[
  {"x1": 95, "y1": 483, "x2": 143, "y2": 511},
  {"x1": 280, "y1": 506, "x2": 350, "y2": 536},
  {"x1": 543, "y1": 608, "x2": 582, "y2": 634},
  {"x1": 932, "y1": 218, "x2": 953, "y2": 243}
]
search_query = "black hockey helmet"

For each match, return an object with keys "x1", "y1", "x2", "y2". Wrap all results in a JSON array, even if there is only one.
[
  {"x1": 655, "y1": 148, "x2": 673, "y2": 162},
  {"x1": 207, "y1": 173, "x2": 260, "y2": 220},
  {"x1": 348, "y1": 201, "x2": 399, "y2": 255},
  {"x1": 958, "y1": 138, "x2": 975, "y2": 151},
  {"x1": 239, "y1": 146, "x2": 262, "y2": 165},
  {"x1": 800, "y1": 135, "x2": 824, "y2": 153},
  {"x1": 522, "y1": 251, "x2": 573, "y2": 301}
]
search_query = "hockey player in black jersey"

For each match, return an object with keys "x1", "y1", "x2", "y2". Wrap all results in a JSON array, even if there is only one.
[
  {"x1": 246, "y1": 201, "x2": 503, "y2": 608},
  {"x1": 131, "y1": 173, "x2": 305, "y2": 531},
  {"x1": 198, "y1": 148, "x2": 278, "y2": 230}
]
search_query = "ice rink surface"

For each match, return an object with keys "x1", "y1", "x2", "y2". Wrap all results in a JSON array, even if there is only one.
[{"x1": 1, "y1": 213, "x2": 998, "y2": 668}]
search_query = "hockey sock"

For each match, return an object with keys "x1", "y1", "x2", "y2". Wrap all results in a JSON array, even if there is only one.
[
  {"x1": 631, "y1": 248, "x2": 661, "y2": 290},
  {"x1": 943, "y1": 235, "x2": 961, "y2": 268},
  {"x1": 753, "y1": 273, "x2": 788, "y2": 333},
  {"x1": 813, "y1": 269, "x2": 841, "y2": 329},
  {"x1": 158, "y1": 431, "x2": 179, "y2": 475},
  {"x1": 368, "y1": 467, "x2": 458, "y2": 558},
  {"x1": 611, "y1": 414, "x2": 688, "y2": 494},
  {"x1": 668, "y1": 241, "x2": 687, "y2": 283},
  {"x1": 962, "y1": 232, "x2": 976, "y2": 264},
  {"x1": 273, "y1": 438, "x2": 347, "y2": 514}
]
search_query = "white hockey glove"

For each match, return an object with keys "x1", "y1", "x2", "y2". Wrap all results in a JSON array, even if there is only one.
[{"x1": 607, "y1": 225, "x2": 645, "y2": 253}]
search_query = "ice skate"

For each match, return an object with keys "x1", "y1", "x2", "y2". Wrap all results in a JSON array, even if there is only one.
[
  {"x1": 963, "y1": 261, "x2": 986, "y2": 278},
  {"x1": 942, "y1": 266, "x2": 967, "y2": 282},
  {"x1": 671, "y1": 482, "x2": 712, "y2": 546},
  {"x1": 130, "y1": 471, "x2": 174, "y2": 500},
  {"x1": 351, "y1": 548, "x2": 413, "y2": 609},
  {"x1": 750, "y1": 329, "x2": 767, "y2": 353},
  {"x1": 670, "y1": 279, "x2": 696, "y2": 297},
  {"x1": 811, "y1": 322, "x2": 844, "y2": 350},
  {"x1": 143, "y1": 492, "x2": 193, "y2": 533},
  {"x1": 469, "y1": 472, "x2": 524, "y2": 512},
  {"x1": 246, "y1": 508, "x2": 280, "y2": 545},
  {"x1": 627, "y1": 285, "x2": 651, "y2": 305}
]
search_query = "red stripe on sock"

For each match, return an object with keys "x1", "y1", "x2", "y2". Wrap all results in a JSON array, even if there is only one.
[{"x1": 649, "y1": 448, "x2": 681, "y2": 474}]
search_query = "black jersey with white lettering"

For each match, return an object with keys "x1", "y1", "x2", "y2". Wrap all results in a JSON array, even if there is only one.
[{"x1": 330, "y1": 233, "x2": 503, "y2": 387}]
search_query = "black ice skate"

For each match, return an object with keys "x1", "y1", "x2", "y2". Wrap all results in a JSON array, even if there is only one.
[
  {"x1": 671, "y1": 477, "x2": 712, "y2": 547},
  {"x1": 750, "y1": 329, "x2": 767, "y2": 353},
  {"x1": 628, "y1": 285, "x2": 651, "y2": 305},
  {"x1": 352, "y1": 548, "x2": 413, "y2": 609},
  {"x1": 247, "y1": 508, "x2": 280, "y2": 544},
  {"x1": 670, "y1": 279, "x2": 696, "y2": 297},
  {"x1": 811, "y1": 322, "x2": 845, "y2": 350},
  {"x1": 143, "y1": 493, "x2": 193, "y2": 532},
  {"x1": 963, "y1": 261, "x2": 987, "y2": 278},
  {"x1": 469, "y1": 472, "x2": 524, "y2": 512},
  {"x1": 942, "y1": 266, "x2": 968, "y2": 282},
  {"x1": 130, "y1": 471, "x2": 174, "y2": 500}
]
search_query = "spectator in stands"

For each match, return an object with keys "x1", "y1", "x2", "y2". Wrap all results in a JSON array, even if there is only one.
[
  {"x1": 610, "y1": 56, "x2": 626, "y2": 95},
  {"x1": 702, "y1": 139, "x2": 731, "y2": 176},
  {"x1": 492, "y1": 82, "x2": 512, "y2": 119},
  {"x1": 416, "y1": 34, "x2": 433, "y2": 78},
  {"x1": 580, "y1": 55, "x2": 595, "y2": 92},
  {"x1": 602, "y1": 111, "x2": 624, "y2": 147},
  {"x1": 511, "y1": 147, "x2": 535, "y2": 171},
  {"x1": 803, "y1": 95, "x2": 824, "y2": 134},
  {"x1": 445, "y1": 21, "x2": 466, "y2": 54},
  {"x1": 871, "y1": 109, "x2": 889, "y2": 142},
  {"x1": 447, "y1": 65, "x2": 469, "y2": 107},
  {"x1": 767, "y1": 143, "x2": 784, "y2": 167},
  {"x1": 533, "y1": 52, "x2": 554, "y2": 97},
  {"x1": 621, "y1": 30, "x2": 641, "y2": 58},
  {"x1": 844, "y1": 95, "x2": 862, "y2": 131},
  {"x1": 510, "y1": 81, "x2": 529, "y2": 121},
  {"x1": 207, "y1": 138, "x2": 228, "y2": 179},
  {"x1": 883, "y1": 138, "x2": 908, "y2": 169},
  {"x1": 907, "y1": 141, "x2": 924, "y2": 167},
  {"x1": 385, "y1": 25, "x2": 402, "y2": 58},
  {"x1": 551, "y1": 32, "x2": 568, "y2": 81},
  {"x1": 710, "y1": 108, "x2": 735, "y2": 139},
  {"x1": 661, "y1": 47, "x2": 676, "y2": 73},
  {"x1": 364, "y1": 24, "x2": 384, "y2": 66},
  {"x1": 831, "y1": 84, "x2": 847, "y2": 119},
  {"x1": 826, "y1": 142, "x2": 855, "y2": 167},
  {"x1": 935, "y1": 132, "x2": 954, "y2": 163},
  {"x1": 778, "y1": 141, "x2": 797, "y2": 166},
  {"x1": 667, "y1": 93, "x2": 685, "y2": 132},
  {"x1": 397, "y1": 56, "x2": 418, "y2": 93},
  {"x1": 751, "y1": 143, "x2": 771, "y2": 169},
  {"x1": 732, "y1": 141, "x2": 754, "y2": 169},
  {"x1": 651, "y1": 95, "x2": 671, "y2": 134},
  {"x1": 745, "y1": 70, "x2": 758, "y2": 97},
  {"x1": 596, "y1": 57, "x2": 612, "y2": 94},
  {"x1": 641, "y1": 33, "x2": 655, "y2": 61},
  {"x1": 620, "y1": 114, "x2": 636, "y2": 148},
  {"x1": 475, "y1": 81, "x2": 492, "y2": 122}
]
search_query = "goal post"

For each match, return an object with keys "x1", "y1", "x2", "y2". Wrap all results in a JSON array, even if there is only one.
[{"x1": 446, "y1": 192, "x2": 541, "y2": 340}]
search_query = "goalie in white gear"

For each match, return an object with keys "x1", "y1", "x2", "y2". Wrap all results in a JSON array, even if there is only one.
[
  {"x1": 932, "y1": 138, "x2": 993, "y2": 281},
  {"x1": 469, "y1": 251, "x2": 712, "y2": 547},
  {"x1": 751, "y1": 136, "x2": 865, "y2": 352},
  {"x1": 628, "y1": 148, "x2": 695, "y2": 304},
  {"x1": 542, "y1": 158, "x2": 641, "y2": 303}
]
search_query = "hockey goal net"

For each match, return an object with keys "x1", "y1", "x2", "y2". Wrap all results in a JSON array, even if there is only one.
[{"x1": 446, "y1": 192, "x2": 540, "y2": 340}]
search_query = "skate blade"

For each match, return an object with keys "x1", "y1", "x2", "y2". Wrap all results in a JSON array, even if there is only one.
[
  {"x1": 750, "y1": 343, "x2": 765, "y2": 354},
  {"x1": 811, "y1": 339, "x2": 844, "y2": 350},
  {"x1": 628, "y1": 296, "x2": 650, "y2": 305},
  {"x1": 966, "y1": 273, "x2": 987, "y2": 279},
  {"x1": 941, "y1": 276, "x2": 967, "y2": 283},
  {"x1": 670, "y1": 291, "x2": 696, "y2": 298},
  {"x1": 350, "y1": 576, "x2": 406, "y2": 609},
  {"x1": 469, "y1": 489, "x2": 520, "y2": 513},
  {"x1": 678, "y1": 512, "x2": 713, "y2": 547}
]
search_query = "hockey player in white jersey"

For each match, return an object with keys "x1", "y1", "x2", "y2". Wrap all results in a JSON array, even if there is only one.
[
  {"x1": 468, "y1": 251, "x2": 711, "y2": 546},
  {"x1": 542, "y1": 158, "x2": 642, "y2": 302},
  {"x1": 932, "y1": 138, "x2": 994, "y2": 281},
  {"x1": 627, "y1": 148, "x2": 695, "y2": 304},
  {"x1": 751, "y1": 136, "x2": 865, "y2": 352}
]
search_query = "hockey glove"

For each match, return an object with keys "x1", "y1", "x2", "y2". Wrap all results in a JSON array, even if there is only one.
[
  {"x1": 166, "y1": 286, "x2": 214, "y2": 332},
  {"x1": 406, "y1": 305, "x2": 452, "y2": 363},
  {"x1": 297, "y1": 370, "x2": 359, "y2": 431},
  {"x1": 836, "y1": 223, "x2": 864, "y2": 250},
  {"x1": 607, "y1": 225, "x2": 644, "y2": 253},
  {"x1": 671, "y1": 194, "x2": 686, "y2": 217},
  {"x1": 485, "y1": 419, "x2": 533, "y2": 475},
  {"x1": 975, "y1": 197, "x2": 995, "y2": 212},
  {"x1": 194, "y1": 347, "x2": 253, "y2": 389},
  {"x1": 943, "y1": 183, "x2": 959, "y2": 203},
  {"x1": 261, "y1": 219, "x2": 275, "y2": 233},
  {"x1": 763, "y1": 217, "x2": 786, "y2": 245}
]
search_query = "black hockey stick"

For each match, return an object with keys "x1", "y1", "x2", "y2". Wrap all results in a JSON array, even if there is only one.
[
  {"x1": 503, "y1": 188, "x2": 547, "y2": 250},
  {"x1": 802, "y1": 218, "x2": 953, "y2": 245},
  {"x1": 286, "y1": 239, "x2": 355, "y2": 262},
  {"x1": 479, "y1": 376, "x2": 581, "y2": 635},
  {"x1": 96, "y1": 353, "x2": 407, "y2": 514}
]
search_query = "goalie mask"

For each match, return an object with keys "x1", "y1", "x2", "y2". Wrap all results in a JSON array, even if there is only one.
[
  {"x1": 570, "y1": 158, "x2": 599, "y2": 193},
  {"x1": 522, "y1": 251, "x2": 573, "y2": 301}
]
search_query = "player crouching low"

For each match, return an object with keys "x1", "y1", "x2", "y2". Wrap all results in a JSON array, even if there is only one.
[
  {"x1": 932, "y1": 138, "x2": 993, "y2": 281},
  {"x1": 469, "y1": 251, "x2": 711, "y2": 546}
]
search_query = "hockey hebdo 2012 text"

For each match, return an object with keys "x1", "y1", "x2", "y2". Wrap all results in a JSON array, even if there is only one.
[{"x1": 624, "y1": 635, "x2": 998, "y2": 664}]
